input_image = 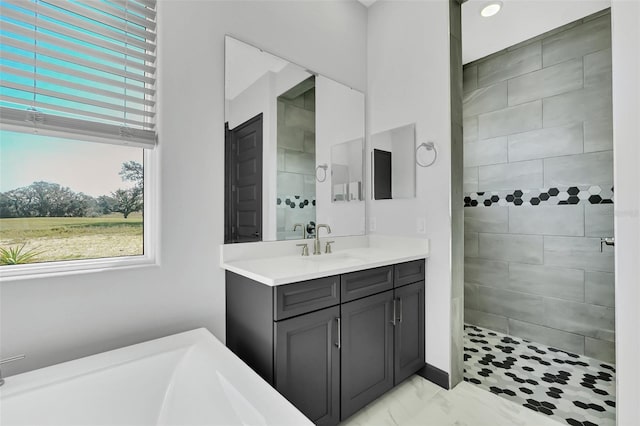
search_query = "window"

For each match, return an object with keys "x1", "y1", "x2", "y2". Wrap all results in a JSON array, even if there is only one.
[{"x1": 0, "y1": 0, "x2": 157, "y2": 275}]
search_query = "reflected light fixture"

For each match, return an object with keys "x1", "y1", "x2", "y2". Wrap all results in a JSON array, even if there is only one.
[{"x1": 480, "y1": 1, "x2": 503, "y2": 17}]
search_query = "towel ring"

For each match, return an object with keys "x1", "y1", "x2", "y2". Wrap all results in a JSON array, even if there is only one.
[
  {"x1": 416, "y1": 142, "x2": 437, "y2": 167},
  {"x1": 316, "y1": 164, "x2": 328, "y2": 182}
]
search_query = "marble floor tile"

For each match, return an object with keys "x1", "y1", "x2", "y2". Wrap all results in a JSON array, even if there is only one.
[{"x1": 340, "y1": 375, "x2": 559, "y2": 426}]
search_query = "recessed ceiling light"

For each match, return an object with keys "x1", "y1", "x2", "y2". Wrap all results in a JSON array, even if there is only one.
[{"x1": 480, "y1": 2, "x2": 502, "y2": 18}]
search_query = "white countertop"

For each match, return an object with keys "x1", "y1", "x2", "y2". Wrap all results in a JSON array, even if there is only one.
[{"x1": 221, "y1": 235, "x2": 429, "y2": 286}]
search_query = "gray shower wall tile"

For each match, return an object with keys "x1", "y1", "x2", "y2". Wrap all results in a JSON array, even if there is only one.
[
  {"x1": 507, "y1": 319, "x2": 585, "y2": 356},
  {"x1": 464, "y1": 137, "x2": 508, "y2": 167},
  {"x1": 544, "y1": 236, "x2": 614, "y2": 272},
  {"x1": 584, "y1": 119, "x2": 613, "y2": 153},
  {"x1": 543, "y1": 85, "x2": 612, "y2": 129},
  {"x1": 465, "y1": 206, "x2": 508, "y2": 233},
  {"x1": 585, "y1": 204, "x2": 614, "y2": 237},
  {"x1": 585, "y1": 337, "x2": 616, "y2": 364},
  {"x1": 477, "y1": 286, "x2": 545, "y2": 325},
  {"x1": 478, "y1": 160, "x2": 542, "y2": 191},
  {"x1": 463, "y1": 82, "x2": 507, "y2": 118},
  {"x1": 464, "y1": 167, "x2": 479, "y2": 193},
  {"x1": 465, "y1": 308, "x2": 508, "y2": 333},
  {"x1": 478, "y1": 100, "x2": 542, "y2": 140},
  {"x1": 278, "y1": 127, "x2": 305, "y2": 151},
  {"x1": 465, "y1": 282, "x2": 478, "y2": 309},
  {"x1": 508, "y1": 205, "x2": 584, "y2": 237},
  {"x1": 542, "y1": 14, "x2": 611, "y2": 67},
  {"x1": 477, "y1": 41, "x2": 542, "y2": 87},
  {"x1": 585, "y1": 271, "x2": 615, "y2": 308},
  {"x1": 584, "y1": 48, "x2": 612, "y2": 88},
  {"x1": 284, "y1": 103, "x2": 315, "y2": 130},
  {"x1": 464, "y1": 116, "x2": 478, "y2": 143},
  {"x1": 463, "y1": 65, "x2": 478, "y2": 94},
  {"x1": 479, "y1": 233, "x2": 543, "y2": 264},
  {"x1": 465, "y1": 232, "x2": 479, "y2": 258},
  {"x1": 508, "y1": 123, "x2": 583, "y2": 162},
  {"x1": 507, "y1": 58, "x2": 583, "y2": 106},
  {"x1": 464, "y1": 257, "x2": 509, "y2": 288},
  {"x1": 544, "y1": 151, "x2": 614, "y2": 187},
  {"x1": 508, "y1": 263, "x2": 584, "y2": 302},
  {"x1": 284, "y1": 150, "x2": 315, "y2": 174},
  {"x1": 544, "y1": 298, "x2": 615, "y2": 342}
]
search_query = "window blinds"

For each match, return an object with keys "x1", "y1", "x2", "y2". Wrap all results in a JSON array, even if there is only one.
[{"x1": 0, "y1": 0, "x2": 157, "y2": 148}]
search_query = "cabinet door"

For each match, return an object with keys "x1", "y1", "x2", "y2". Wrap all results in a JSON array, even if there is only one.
[
  {"x1": 394, "y1": 281, "x2": 425, "y2": 385},
  {"x1": 340, "y1": 290, "x2": 394, "y2": 420},
  {"x1": 274, "y1": 306, "x2": 340, "y2": 426}
]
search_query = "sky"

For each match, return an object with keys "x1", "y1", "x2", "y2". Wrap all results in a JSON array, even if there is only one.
[{"x1": 0, "y1": 130, "x2": 142, "y2": 197}]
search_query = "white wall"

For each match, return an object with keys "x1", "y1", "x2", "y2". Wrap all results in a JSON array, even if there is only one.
[
  {"x1": 367, "y1": 0, "x2": 452, "y2": 373},
  {"x1": 0, "y1": 0, "x2": 367, "y2": 376},
  {"x1": 611, "y1": 0, "x2": 640, "y2": 423}
]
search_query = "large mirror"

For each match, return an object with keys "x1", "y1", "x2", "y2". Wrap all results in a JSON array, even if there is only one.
[
  {"x1": 224, "y1": 36, "x2": 365, "y2": 243},
  {"x1": 371, "y1": 123, "x2": 416, "y2": 200}
]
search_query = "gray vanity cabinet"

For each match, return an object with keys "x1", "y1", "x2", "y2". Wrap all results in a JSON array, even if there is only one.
[
  {"x1": 274, "y1": 306, "x2": 340, "y2": 426},
  {"x1": 225, "y1": 258, "x2": 425, "y2": 426},
  {"x1": 394, "y1": 280, "x2": 425, "y2": 385},
  {"x1": 340, "y1": 289, "x2": 395, "y2": 419}
]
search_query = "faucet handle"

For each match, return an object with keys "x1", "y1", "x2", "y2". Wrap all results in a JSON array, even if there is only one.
[
  {"x1": 296, "y1": 243, "x2": 309, "y2": 257},
  {"x1": 325, "y1": 241, "x2": 335, "y2": 254}
]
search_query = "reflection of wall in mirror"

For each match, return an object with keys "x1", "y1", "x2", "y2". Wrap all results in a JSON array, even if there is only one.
[
  {"x1": 391, "y1": 124, "x2": 415, "y2": 199},
  {"x1": 331, "y1": 138, "x2": 364, "y2": 202},
  {"x1": 316, "y1": 76, "x2": 366, "y2": 237}
]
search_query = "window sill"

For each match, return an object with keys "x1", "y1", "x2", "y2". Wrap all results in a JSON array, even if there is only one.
[{"x1": 0, "y1": 255, "x2": 157, "y2": 282}]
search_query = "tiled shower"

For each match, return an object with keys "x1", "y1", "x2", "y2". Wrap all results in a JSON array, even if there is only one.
[
  {"x1": 463, "y1": 8, "x2": 615, "y2": 366},
  {"x1": 276, "y1": 85, "x2": 316, "y2": 240}
]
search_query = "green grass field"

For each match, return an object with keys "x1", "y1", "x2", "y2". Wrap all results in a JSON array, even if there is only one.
[{"x1": 0, "y1": 214, "x2": 143, "y2": 264}]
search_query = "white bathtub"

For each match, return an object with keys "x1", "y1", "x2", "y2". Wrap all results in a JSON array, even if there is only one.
[{"x1": 0, "y1": 328, "x2": 313, "y2": 426}]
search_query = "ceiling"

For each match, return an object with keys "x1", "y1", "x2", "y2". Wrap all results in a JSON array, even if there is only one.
[
  {"x1": 358, "y1": 0, "x2": 610, "y2": 64},
  {"x1": 461, "y1": 0, "x2": 610, "y2": 63}
]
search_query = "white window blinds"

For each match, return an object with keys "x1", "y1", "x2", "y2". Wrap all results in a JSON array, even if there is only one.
[{"x1": 0, "y1": 0, "x2": 157, "y2": 148}]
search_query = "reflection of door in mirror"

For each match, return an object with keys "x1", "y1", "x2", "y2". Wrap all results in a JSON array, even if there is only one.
[
  {"x1": 225, "y1": 114, "x2": 263, "y2": 243},
  {"x1": 276, "y1": 78, "x2": 316, "y2": 240},
  {"x1": 371, "y1": 123, "x2": 416, "y2": 200},
  {"x1": 373, "y1": 149, "x2": 392, "y2": 200}
]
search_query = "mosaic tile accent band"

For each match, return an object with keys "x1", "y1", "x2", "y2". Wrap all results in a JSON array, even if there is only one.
[
  {"x1": 464, "y1": 324, "x2": 615, "y2": 426},
  {"x1": 464, "y1": 186, "x2": 614, "y2": 207},
  {"x1": 277, "y1": 195, "x2": 316, "y2": 209}
]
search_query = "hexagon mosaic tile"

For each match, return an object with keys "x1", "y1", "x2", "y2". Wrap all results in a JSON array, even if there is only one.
[
  {"x1": 464, "y1": 186, "x2": 613, "y2": 207},
  {"x1": 464, "y1": 324, "x2": 616, "y2": 426}
]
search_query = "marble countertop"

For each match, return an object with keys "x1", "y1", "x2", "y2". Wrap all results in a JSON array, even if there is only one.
[{"x1": 221, "y1": 235, "x2": 429, "y2": 286}]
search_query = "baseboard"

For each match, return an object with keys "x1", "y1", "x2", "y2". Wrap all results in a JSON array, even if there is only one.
[{"x1": 417, "y1": 363, "x2": 450, "y2": 390}]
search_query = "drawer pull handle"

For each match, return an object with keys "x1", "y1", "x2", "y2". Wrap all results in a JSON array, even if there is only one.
[{"x1": 335, "y1": 317, "x2": 341, "y2": 349}]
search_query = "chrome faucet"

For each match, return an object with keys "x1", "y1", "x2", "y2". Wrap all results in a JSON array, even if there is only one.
[
  {"x1": 293, "y1": 223, "x2": 306, "y2": 239},
  {"x1": 0, "y1": 354, "x2": 26, "y2": 386},
  {"x1": 314, "y1": 224, "x2": 332, "y2": 255}
]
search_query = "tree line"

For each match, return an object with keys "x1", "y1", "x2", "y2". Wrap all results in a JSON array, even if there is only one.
[{"x1": 0, "y1": 161, "x2": 143, "y2": 219}]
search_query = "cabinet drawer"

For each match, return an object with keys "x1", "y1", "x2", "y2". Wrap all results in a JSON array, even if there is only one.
[
  {"x1": 274, "y1": 275, "x2": 340, "y2": 320},
  {"x1": 394, "y1": 259, "x2": 425, "y2": 287},
  {"x1": 341, "y1": 266, "x2": 393, "y2": 302}
]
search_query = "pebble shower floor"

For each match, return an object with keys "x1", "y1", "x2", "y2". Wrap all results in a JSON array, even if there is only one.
[{"x1": 463, "y1": 324, "x2": 615, "y2": 426}]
